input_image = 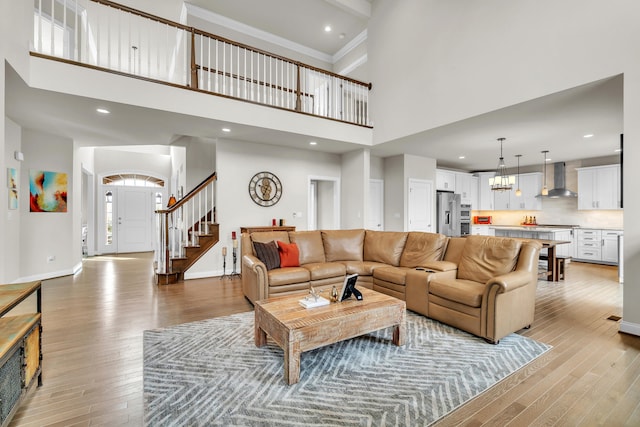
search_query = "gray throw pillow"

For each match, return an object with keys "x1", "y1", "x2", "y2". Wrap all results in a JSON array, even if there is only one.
[{"x1": 253, "y1": 240, "x2": 280, "y2": 271}]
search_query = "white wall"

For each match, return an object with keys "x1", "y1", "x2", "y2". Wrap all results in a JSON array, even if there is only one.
[
  {"x1": 93, "y1": 147, "x2": 172, "y2": 178},
  {"x1": 341, "y1": 149, "x2": 369, "y2": 229},
  {"x1": 368, "y1": 0, "x2": 639, "y2": 145},
  {"x1": 2, "y1": 118, "x2": 21, "y2": 282},
  {"x1": 368, "y1": 0, "x2": 640, "y2": 332},
  {"x1": 186, "y1": 138, "x2": 342, "y2": 278},
  {"x1": 19, "y1": 129, "x2": 78, "y2": 280},
  {"x1": 383, "y1": 156, "x2": 404, "y2": 231}
]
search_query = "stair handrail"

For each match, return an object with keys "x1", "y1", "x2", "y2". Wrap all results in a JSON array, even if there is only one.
[{"x1": 155, "y1": 172, "x2": 217, "y2": 277}]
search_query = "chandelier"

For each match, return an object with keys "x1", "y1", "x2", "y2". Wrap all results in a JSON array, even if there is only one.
[{"x1": 489, "y1": 137, "x2": 515, "y2": 191}]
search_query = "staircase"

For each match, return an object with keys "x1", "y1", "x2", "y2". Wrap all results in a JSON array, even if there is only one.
[{"x1": 155, "y1": 173, "x2": 218, "y2": 285}]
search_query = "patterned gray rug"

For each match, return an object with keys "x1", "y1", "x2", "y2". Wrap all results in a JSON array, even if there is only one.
[{"x1": 144, "y1": 311, "x2": 550, "y2": 426}]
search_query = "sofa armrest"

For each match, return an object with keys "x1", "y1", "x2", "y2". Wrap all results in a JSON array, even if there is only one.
[
  {"x1": 241, "y1": 254, "x2": 268, "y2": 304},
  {"x1": 486, "y1": 270, "x2": 532, "y2": 293}
]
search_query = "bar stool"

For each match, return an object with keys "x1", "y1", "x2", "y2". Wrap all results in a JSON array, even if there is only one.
[{"x1": 555, "y1": 256, "x2": 570, "y2": 280}]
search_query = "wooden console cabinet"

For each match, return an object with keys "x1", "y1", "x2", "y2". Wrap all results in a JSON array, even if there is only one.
[
  {"x1": 0, "y1": 281, "x2": 42, "y2": 426},
  {"x1": 240, "y1": 226, "x2": 296, "y2": 234}
]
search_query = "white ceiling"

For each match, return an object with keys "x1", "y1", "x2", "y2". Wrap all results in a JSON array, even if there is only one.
[
  {"x1": 6, "y1": 0, "x2": 624, "y2": 172},
  {"x1": 186, "y1": 0, "x2": 370, "y2": 57}
]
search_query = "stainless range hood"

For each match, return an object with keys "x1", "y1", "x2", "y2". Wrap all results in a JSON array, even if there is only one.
[{"x1": 538, "y1": 162, "x2": 577, "y2": 198}]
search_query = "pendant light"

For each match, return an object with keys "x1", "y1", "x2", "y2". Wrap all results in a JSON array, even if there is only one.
[
  {"x1": 541, "y1": 150, "x2": 549, "y2": 196},
  {"x1": 490, "y1": 137, "x2": 515, "y2": 191},
  {"x1": 514, "y1": 154, "x2": 522, "y2": 197}
]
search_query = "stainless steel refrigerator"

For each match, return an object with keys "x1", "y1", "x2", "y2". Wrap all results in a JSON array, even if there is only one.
[{"x1": 436, "y1": 192, "x2": 461, "y2": 237}]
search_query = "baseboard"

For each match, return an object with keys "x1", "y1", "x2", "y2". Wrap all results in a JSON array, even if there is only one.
[
  {"x1": 13, "y1": 261, "x2": 83, "y2": 283},
  {"x1": 183, "y1": 268, "x2": 241, "y2": 280},
  {"x1": 619, "y1": 321, "x2": 640, "y2": 337}
]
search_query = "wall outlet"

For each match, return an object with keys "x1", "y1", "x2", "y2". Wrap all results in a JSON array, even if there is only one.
[{"x1": 47, "y1": 255, "x2": 56, "y2": 262}]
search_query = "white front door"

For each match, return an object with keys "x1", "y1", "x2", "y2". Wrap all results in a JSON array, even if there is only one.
[
  {"x1": 408, "y1": 179, "x2": 434, "y2": 232},
  {"x1": 116, "y1": 187, "x2": 154, "y2": 253},
  {"x1": 368, "y1": 179, "x2": 384, "y2": 230}
]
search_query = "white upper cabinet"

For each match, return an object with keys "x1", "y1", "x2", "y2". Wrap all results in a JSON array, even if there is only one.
[
  {"x1": 475, "y1": 172, "x2": 541, "y2": 211},
  {"x1": 436, "y1": 169, "x2": 456, "y2": 191},
  {"x1": 475, "y1": 172, "x2": 495, "y2": 210},
  {"x1": 512, "y1": 172, "x2": 542, "y2": 210},
  {"x1": 454, "y1": 172, "x2": 473, "y2": 205},
  {"x1": 577, "y1": 165, "x2": 621, "y2": 210}
]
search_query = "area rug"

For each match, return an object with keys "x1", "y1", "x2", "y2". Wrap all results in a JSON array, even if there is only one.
[{"x1": 143, "y1": 311, "x2": 550, "y2": 426}]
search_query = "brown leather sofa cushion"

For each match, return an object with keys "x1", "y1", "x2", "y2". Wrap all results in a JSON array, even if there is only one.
[
  {"x1": 429, "y1": 277, "x2": 485, "y2": 307},
  {"x1": 341, "y1": 261, "x2": 389, "y2": 276},
  {"x1": 457, "y1": 235, "x2": 522, "y2": 283},
  {"x1": 322, "y1": 229, "x2": 365, "y2": 262},
  {"x1": 304, "y1": 262, "x2": 346, "y2": 280},
  {"x1": 290, "y1": 231, "x2": 326, "y2": 265},
  {"x1": 268, "y1": 267, "x2": 310, "y2": 286},
  {"x1": 400, "y1": 232, "x2": 448, "y2": 267},
  {"x1": 364, "y1": 231, "x2": 408, "y2": 266}
]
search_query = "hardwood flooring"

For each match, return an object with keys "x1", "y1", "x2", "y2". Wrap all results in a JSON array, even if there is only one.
[{"x1": 8, "y1": 254, "x2": 640, "y2": 426}]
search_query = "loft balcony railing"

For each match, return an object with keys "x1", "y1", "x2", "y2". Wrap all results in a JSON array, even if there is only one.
[{"x1": 32, "y1": 0, "x2": 372, "y2": 127}]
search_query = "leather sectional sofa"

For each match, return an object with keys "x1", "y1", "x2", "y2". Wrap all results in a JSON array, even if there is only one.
[{"x1": 241, "y1": 229, "x2": 542, "y2": 343}]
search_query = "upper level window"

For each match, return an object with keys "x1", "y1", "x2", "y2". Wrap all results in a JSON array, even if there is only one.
[{"x1": 102, "y1": 174, "x2": 164, "y2": 187}]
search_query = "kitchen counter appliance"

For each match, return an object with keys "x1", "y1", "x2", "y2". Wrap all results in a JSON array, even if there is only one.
[{"x1": 436, "y1": 191, "x2": 461, "y2": 237}]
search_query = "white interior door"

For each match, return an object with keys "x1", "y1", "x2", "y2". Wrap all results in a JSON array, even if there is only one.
[
  {"x1": 408, "y1": 179, "x2": 434, "y2": 232},
  {"x1": 368, "y1": 179, "x2": 384, "y2": 230},
  {"x1": 116, "y1": 187, "x2": 153, "y2": 253}
]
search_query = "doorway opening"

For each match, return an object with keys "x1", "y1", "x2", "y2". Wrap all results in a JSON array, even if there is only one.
[{"x1": 308, "y1": 176, "x2": 340, "y2": 230}]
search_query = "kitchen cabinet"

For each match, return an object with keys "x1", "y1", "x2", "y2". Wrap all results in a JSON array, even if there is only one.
[
  {"x1": 470, "y1": 176, "x2": 479, "y2": 209},
  {"x1": 474, "y1": 172, "x2": 542, "y2": 211},
  {"x1": 576, "y1": 229, "x2": 602, "y2": 261},
  {"x1": 454, "y1": 172, "x2": 474, "y2": 206},
  {"x1": 492, "y1": 227, "x2": 575, "y2": 258},
  {"x1": 436, "y1": 169, "x2": 456, "y2": 191},
  {"x1": 512, "y1": 173, "x2": 542, "y2": 211},
  {"x1": 602, "y1": 230, "x2": 623, "y2": 264},
  {"x1": 475, "y1": 172, "x2": 494, "y2": 210},
  {"x1": 471, "y1": 225, "x2": 495, "y2": 236},
  {"x1": 576, "y1": 165, "x2": 621, "y2": 210},
  {"x1": 575, "y1": 228, "x2": 622, "y2": 265}
]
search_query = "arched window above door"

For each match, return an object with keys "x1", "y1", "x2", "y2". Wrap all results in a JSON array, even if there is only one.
[{"x1": 102, "y1": 174, "x2": 164, "y2": 187}]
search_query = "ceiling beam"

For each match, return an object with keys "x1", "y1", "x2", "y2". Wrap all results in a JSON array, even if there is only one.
[{"x1": 324, "y1": 0, "x2": 371, "y2": 20}]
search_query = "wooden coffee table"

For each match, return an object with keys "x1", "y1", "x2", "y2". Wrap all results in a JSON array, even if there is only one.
[{"x1": 254, "y1": 288, "x2": 406, "y2": 385}]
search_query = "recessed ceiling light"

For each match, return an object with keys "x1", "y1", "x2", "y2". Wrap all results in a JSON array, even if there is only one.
[
  {"x1": 324, "y1": 25, "x2": 332, "y2": 32},
  {"x1": 614, "y1": 148, "x2": 622, "y2": 152},
  {"x1": 458, "y1": 155, "x2": 465, "y2": 159},
  {"x1": 222, "y1": 128, "x2": 231, "y2": 132},
  {"x1": 583, "y1": 134, "x2": 594, "y2": 138},
  {"x1": 96, "y1": 108, "x2": 110, "y2": 114},
  {"x1": 309, "y1": 141, "x2": 317, "y2": 146}
]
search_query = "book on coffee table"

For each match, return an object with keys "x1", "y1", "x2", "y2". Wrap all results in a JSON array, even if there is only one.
[{"x1": 299, "y1": 296, "x2": 330, "y2": 309}]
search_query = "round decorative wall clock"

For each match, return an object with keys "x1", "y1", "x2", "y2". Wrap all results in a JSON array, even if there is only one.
[{"x1": 248, "y1": 171, "x2": 282, "y2": 207}]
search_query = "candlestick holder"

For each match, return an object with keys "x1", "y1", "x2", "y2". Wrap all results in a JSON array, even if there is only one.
[
  {"x1": 220, "y1": 247, "x2": 228, "y2": 280},
  {"x1": 230, "y1": 247, "x2": 240, "y2": 278}
]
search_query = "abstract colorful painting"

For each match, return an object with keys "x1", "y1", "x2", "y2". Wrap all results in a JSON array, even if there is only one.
[
  {"x1": 29, "y1": 170, "x2": 67, "y2": 212},
  {"x1": 7, "y1": 168, "x2": 18, "y2": 210}
]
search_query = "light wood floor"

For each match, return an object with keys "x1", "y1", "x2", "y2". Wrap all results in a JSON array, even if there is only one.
[{"x1": 9, "y1": 254, "x2": 639, "y2": 426}]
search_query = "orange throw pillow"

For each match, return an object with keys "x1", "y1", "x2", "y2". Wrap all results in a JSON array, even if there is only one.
[{"x1": 277, "y1": 241, "x2": 300, "y2": 267}]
